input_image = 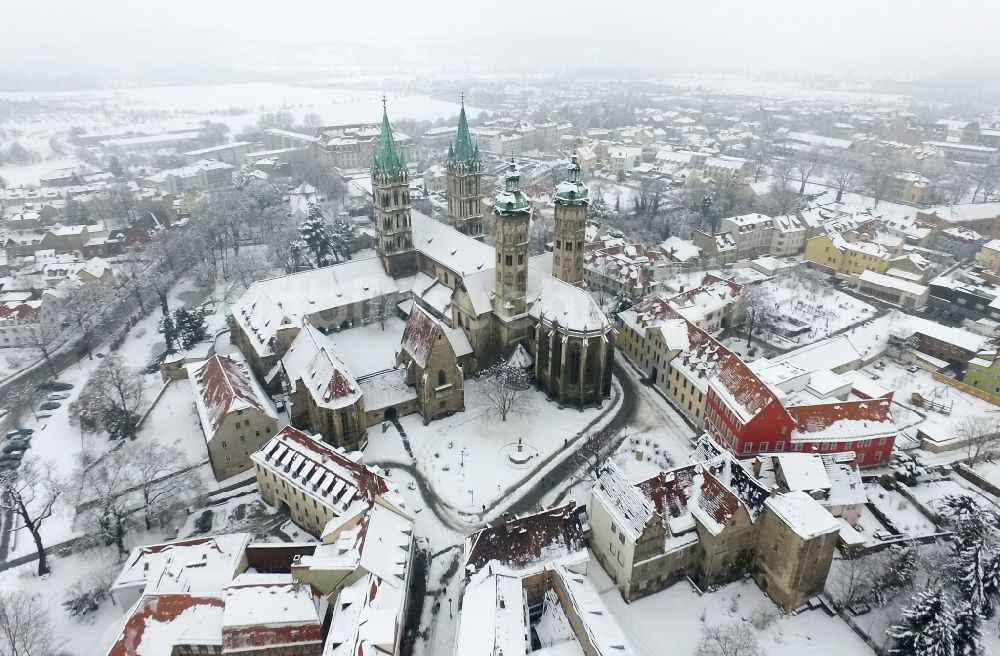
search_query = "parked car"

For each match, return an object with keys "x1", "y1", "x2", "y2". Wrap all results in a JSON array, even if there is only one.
[
  {"x1": 38, "y1": 381, "x2": 73, "y2": 391},
  {"x1": 4, "y1": 428, "x2": 33, "y2": 440},
  {"x1": 3, "y1": 441, "x2": 29, "y2": 453},
  {"x1": 194, "y1": 510, "x2": 214, "y2": 533},
  {"x1": 0, "y1": 460, "x2": 18, "y2": 472},
  {"x1": 0, "y1": 452, "x2": 24, "y2": 464},
  {"x1": 39, "y1": 401, "x2": 61, "y2": 411},
  {"x1": 47, "y1": 392, "x2": 71, "y2": 401}
]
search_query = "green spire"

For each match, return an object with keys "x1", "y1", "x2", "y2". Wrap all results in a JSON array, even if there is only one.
[
  {"x1": 373, "y1": 98, "x2": 405, "y2": 176},
  {"x1": 555, "y1": 155, "x2": 589, "y2": 206},
  {"x1": 448, "y1": 96, "x2": 480, "y2": 166},
  {"x1": 495, "y1": 157, "x2": 530, "y2": 217}
]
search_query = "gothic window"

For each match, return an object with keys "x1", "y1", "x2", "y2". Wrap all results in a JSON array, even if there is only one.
[
  {"x1": 393, "y1": 190, "x2": 399, "y2": 205},
  {"x1": 556, "y1": 240, "x2": 562, "y2": 249},
  {"x1": 339, "y1": 411, "x2": 350, "y2": 437},
  {"x1": 518, "y1": 254, "x2": 524, "y2": 265},
  {"x1": 505, "y1": 255, "x2": 513, "y2": 266},
  {"x1": 566, "y1": 242, "x2": 573, "y2": 252},
  {"x1": 568, "y1": 344, "x2": 581, "y2": 384},
  {"x1": 382, "y1": 193, "x2": 389, "y2": 206},
  {"x1": 438, "y1": 370, "x2": 447, "y2": 386}
]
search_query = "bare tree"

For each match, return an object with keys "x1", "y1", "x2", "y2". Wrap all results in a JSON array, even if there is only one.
[
  {"x1": 5, "y1": 382, "x2": 41, "y2": 422},
  {"x1": 828, "y1": 555, "x2": 881, "y2": 606},
  {"x1": 736, "y1": 283, "x2": 780, "y2": 345},
  {"x1": 129, "y1": 443, "x2": 202, "y2": 531},
  {"x1": 958, "y1": 416, "x2": 1000, "y2": 465},
  {"x1": 792, "y1": 147, "x2": 825, "y2": 194},
  {"x1": 830, "y1": 153, "x2": 861, "y2": 202},
  {"x1": 365, "y1": 295, "x2": 395, "y2": 330},
  {"x1": 864, "y1": 152, "x2": 901, "y2": 208},
  {"x1": 478, "y1": 362, "x2": 531, "y2": 422},
  {"x1": 0, "y1": 458, "x2": 67, "y2": 576},
  {"x1": 769, "y1": 157, "x2": 796, "y2": 187},
  {"x1": 695, "y1": 623, "x2": 762, "y2": 656},
  {"x1": 0, "y1": 590, "x2": 64, "y2": 656},
  {"x1": 70, "y1": 354, "x2": 145, "y2": 440},
  {"x1": 77, "y1": 447, "x2": 134, "y2": 557},
  {"x1": 18, "y1": 318, "x2": 62, "y2": 379}
]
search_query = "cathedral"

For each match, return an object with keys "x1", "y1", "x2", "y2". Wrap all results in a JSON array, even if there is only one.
[{"x1": 231, "y1": 99, "x2": 615, "y2": 448}]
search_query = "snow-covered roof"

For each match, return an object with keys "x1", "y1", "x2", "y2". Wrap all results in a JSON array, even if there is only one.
[
  {"x1": 465, "y1": 503, "x2": 586, "y2": 576},
  {"x1": 221, "y1": 575, "x2": 324, "y2": 652},
  {"x1": 112, "y1": 534, "x2": 252, "y2": 598},
  {"x1": 528, "y1": 266, "x2": 611, "y2": 334},
  {"x1": 858, "y1": 270, "x2": 928, "y2": 297},
  {"x1": 764, "y1": 491, "x2": 840, "y2": 540},
  {"x1": 186, "y1": 354, "x2": 277, "y2": 441},
  {"x1": 231, "y1": 256, "x2": 398, "y2": 358},
  {"x1": 281, "y1": 324, "x2": 362, "y2": 411},
  {"x1": 774, "y1": 454, "x2": 830, "y2": 493},
  {"x1": 355, "y1": 368, "x2": 417, "y2": 412},
  {"x1": 411, "y1": 209, "x2": 494, "y2": 275},
  {"x1": 773, "y1": 335, "x2": 863, "y2": 374},
  {"x1": 787, "y1": 399, "x2": 895, "y2": 443},
  {"x1": 659, "y1": 236, "x2": 702, "y2": 262},
  {"x1": 453, "y1": 572, "x2": 526, "y2": 656},
  {"x1": 104, "y1": 594, "x2": 225, "y2": 656},
  {"x1": 250, "y1": 427, "x2": 400, "y2": 519}
]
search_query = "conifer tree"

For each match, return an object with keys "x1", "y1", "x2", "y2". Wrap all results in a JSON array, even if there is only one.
[
  {"x1": 887, "y1": 588, "x2": 957, "y2": 656},
  {"x1": 298, "y1": 203, "x2": 335, "y2": 268}
]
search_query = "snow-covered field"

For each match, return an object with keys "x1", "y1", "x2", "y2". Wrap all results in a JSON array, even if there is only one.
[
  {"x1": 864, "y1": 482, "x2": 938, "y2": 537},
  {"x1": 589, "y1": 562, "x2": 874, "y2": 656}
]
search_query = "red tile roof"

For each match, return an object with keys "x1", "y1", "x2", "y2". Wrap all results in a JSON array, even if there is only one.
[
  {"x1": 637, "y1": 465, "x2": 742, "y2": 528},
  {"x1": 714, "y1": 356, "x2": 779, "y2": 419},
  {"x1": 465, "y1": 503, "x2": 586, "y2": 575},
  {"x1": 787, "y1": 399, "x2": 894, "y2": 436},
  {"x1": 0, "y1": 302, "x2": 40, "y2": 321},
  {"x1": 106, "y1": 594, "x2": 224, "y2": 656},
  {"x1": 191, "y1": 355, "x2": 272, "y2": 433},
  {"x1": 400, "y1": 305, "x2": 439, "y2": 368}
]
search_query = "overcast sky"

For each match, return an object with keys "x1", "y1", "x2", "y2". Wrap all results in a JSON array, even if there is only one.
[{"x1": 4, "y1": 0, "x2": 1000, "y2": 81}]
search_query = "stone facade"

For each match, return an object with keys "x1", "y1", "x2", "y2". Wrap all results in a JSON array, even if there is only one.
[
  {"x1": 552, "y1": 157, "x2": 588, "y2": 286},
  {"x1": 397, "y1": 306, "x2": 465, "y2": 424}
]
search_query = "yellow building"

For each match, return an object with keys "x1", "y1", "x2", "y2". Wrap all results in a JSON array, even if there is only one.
[
  {"x1": 805, "y1": 234, "x2": 890, "y2": 276},
  {"x1": 964, "y1": 350, "x2": 1000, "y2": 397},
  {"x1": 979, "y1": 239, "x2": 1000, "y2": 274}
]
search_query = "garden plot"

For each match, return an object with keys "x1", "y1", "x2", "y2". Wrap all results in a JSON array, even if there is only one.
[
  {"x1": 864, "y1": 482, "x2": 938, "y2": 537},
  {"x1": 589, "y1": 563, "x2": 874, "y2": 656}
]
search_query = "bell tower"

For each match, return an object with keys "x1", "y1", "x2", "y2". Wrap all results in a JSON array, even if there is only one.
[
  {"x1": 372, "y1": 98, "x2": 417, "y2": 278},
  {"x1": 446, "y1": 95, "x2": 484, "y2": 240},
  {"x1": 552, "y1": 155, "x2": 588, "y2": 286},
  {"x1": 492, "y1": 158, "x2": 532, "y2": 357}
]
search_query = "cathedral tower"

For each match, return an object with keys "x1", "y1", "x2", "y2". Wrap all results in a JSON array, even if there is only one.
[
  {"x1": 552, "y1": 155, "x2": 588, "y2": 286},
  {"x1": 372, "y1": 100, "x2": 417, "y2": 278},
  {"x1": 446, "y1": 98, "x2": 484, "y2": 239},
  {"x1": 493, "y1": 158, "x2": 531, "y2": 355}
]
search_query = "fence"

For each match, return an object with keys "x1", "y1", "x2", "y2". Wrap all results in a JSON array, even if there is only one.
[
  {"x1": 931, "y1": 372, "x2": 1000, "y2": 407},
  {"x1": 953, "y1": 463, "x2": 1000, "y2": 498}
]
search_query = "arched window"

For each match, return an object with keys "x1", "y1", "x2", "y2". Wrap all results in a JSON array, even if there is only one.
[
  {"x1": 438, "y1": 370, "x2": 447, "y2": 386},
  {"x1": 568, "y1": 344, "x2": 582, "y2": 384}
]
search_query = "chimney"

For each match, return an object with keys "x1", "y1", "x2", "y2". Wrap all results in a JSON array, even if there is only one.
[
  {"x1": 503, "y1": 512, "x2": 515, "y2": 534},
  {"x1": 752, "y1": 457, "x2": 763, "y2": 478}
]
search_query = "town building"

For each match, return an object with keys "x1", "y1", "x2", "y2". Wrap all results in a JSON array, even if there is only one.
[
  {"x1": 770, "y1": 212, "x2": 808, "y2": 257},
  {"x1": 963, "y1": 351, "x2": 1000, "y2": 398},
  {"x1": 804, "y1": 233, "x2": 891, "y2": 277},
  {"x1": 186, "y1": 354, "x2": 279, "y2": 480},
  {"x1": 855, "y1": 270, "x2": 930, "y2": 309},
  {"x1": 583, "y1": 241, "x2": 661, "y2": 300},
  {"x1": 588, "y1": 455, "x2": 839, "y2": 611},
  {"x1": 183, "y1": 141, "x2": 260, "y2": 166}
]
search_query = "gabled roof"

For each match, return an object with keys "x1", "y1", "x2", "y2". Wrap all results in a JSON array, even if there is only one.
[
  {"x1": 465, "y1": 503, "x2": 586, "y2": 576},
  {"x1": 105, "y1": 594, "x2": 225, "y2": 656},
  {"x1": 187, "y1": 354, "x2": 277, "y2": 439},
  {"x1": 282, "y1": 324, "x2": 362, "y2": 410},
  {"x1": 399, "y1": 304, "x2": 441, "y2": 369},
  {"x1": 712, "y1": 356, "x2": 781, "y2": 423}
]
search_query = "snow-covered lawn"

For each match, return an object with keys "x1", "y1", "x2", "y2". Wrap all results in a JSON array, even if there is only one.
[
  {"x1": 864, "y1": 482, "x2": 938, "y2": 537},
  {"x1": 0, "y1": 549, "x2": 131, "y2": 656},
  {"x1": 366, "y1": 379, "x2": 612, "y2": 516},
  {"x1": 970, "y1": 460, "x2": 1000, "y2": 489},
  {"x1": 588, "y1": 562, "x2": 874, "y2": 656},
  {"x1": 903, "y1": 478, "x2": 999, "y2": 514},
  {"x1": 756, "y1": 274, "x2": 879, "y2": 349}
]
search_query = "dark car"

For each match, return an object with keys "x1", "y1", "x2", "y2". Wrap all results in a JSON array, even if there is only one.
[
  {"x1": 4, "y1": 428, "x2": 32, "y2": 440},
  {"x1": 39, "y1": 401, "x2": 61, "y2": 411},
  {"x1": 0, "y1": 452, "x2": 24, "y2": 464},
  {"x1": 194, "y1": 510, "x2": 214, "y2": 533},
  {"x1": 2, "y1": 441, "x2": 29, "y2": 453},
  {"x1": 0, "y1": 460, "x2": 18, "y2": 472},
  {"x1": 38, "y1": 381, "x2": 73, "y2": 392}
]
